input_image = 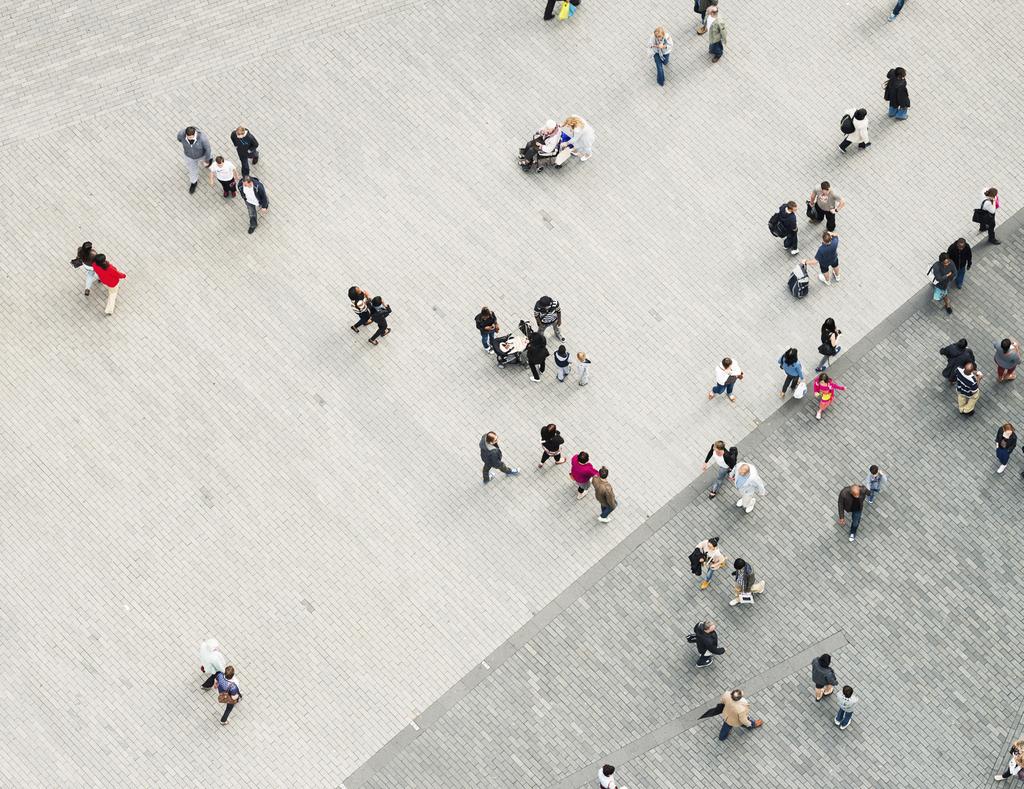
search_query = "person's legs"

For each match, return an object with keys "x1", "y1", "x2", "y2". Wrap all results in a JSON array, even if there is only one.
[
  {"x1": 201, "y1": 673, "x2": 218, "y2": 689},
  {"x1": 839, "y1": 136, "x2": 852, "y2": 152},
  {"x1": 781, "y1": 374, "x2": 796, "y2": 393},
  {"x1": 185, "y1": 156, "x2": 200, "y2": 185},
  {"x1": 221, "y1": 701, "x2": 236, "y2": 723},
  {"x1": 718, "y1": 722, "x2": 733, "y2": 740},
  {"x1": 986, "y1": 217, "x2": 998, "y2": 243},
  {"x1": 483, "y1": 462, "x2": 494, "y2": 483},
  {"x1": 888, "y1": 105, "x2": 898, "y2": 118},
  {"x1": 104, "y1": 284, "x2": 120, "y2": 315},
  {"x1": 839, "y1": 710, "x2": 853, "y2": 728},
  {"x1": 895, "y1": 107, "x2": 908, "y2": 120},
  {"x1": 247, "y1": 202, "x2": 258, "y2": 231},
  {"x1": 702, "y1": 565, "x2": 715, "y2": 583},
  {"x1": 655, "y1": 55, "x2": 666, "y2": 85},
  {"x1": 84, "y1": 267, "x2": 98, "y2": 294},
  {"x1": 540, "y1": 451, "x2": 551, "y2": 465},
  {"x1": 954, "y1": 265, "x2": 966, "y2": 289},
  {"x1": 237, "y1": 148, "x2": 251, "y2": 176},
  {"x1": 824, "y1": 211, "x2": 836, "y2": 232},
  {"x1": 710, "y1": 465, "x2": 729, "y2": 493},
  {"x1": 352, "y1": 311, "x2": 372, "y2": 331},
  {"x1": 725, "y1": 381, "x2": 735, "y2": 397},
  {"x1": 529, "y1": 360, "x2": 541, "y2": 380},
  {"x1": 849, "y1": 509, "x2": 862, "y2": 537},
  {"x1": 891, "y1": 0, "x2": 905, "y2": 15},
  {"x1": 742, "y1": 491, "x2": 756, "y2": 511},
  {"x1": 784, "y1": 230, "x2": 798, "y2": 251},
  {"x1": 368, "y1": 317, "x2": 389, "y2": 343},
  {"x1": 599, "y1": 504, "x2": 615, "y2": 519},
  {"x1": 544, "y1": 0, "x2": 557, "y2": 18}
]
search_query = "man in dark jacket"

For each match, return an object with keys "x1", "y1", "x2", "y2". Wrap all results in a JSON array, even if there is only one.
[
  {"x1": 692, "y1": 620, "x2": 725, "y2": 668},
  {"x1": 526, "y1": 330, "x2": 549, "y2": 382},
  {"x1": 947, "y1": 237, "x2": 972, "y2": 289},
  {"x1": 230, "y1": 126, "x2": 259, "y2": 176},
  {"x1": 838, "y1": 484, "x2": 868, "y2": 542},
  {"x1": 777, "y1": 201, "x2": 799, "y2": 255},
  {"x1": 940, "y1": 339, "x2": 974, "y2": 384},
  {"x1": 237, "y1": 175, "x2": 269, "y2": 234},
  {"x1": 811, "y1": 654, "x2": 838, "y2": 701},
  {"x1": 884, "y1": 67, "x2": 910, "y2": 119},
  {"x1": 480, "y1": 432, "x2": 519, "y2": 485}
]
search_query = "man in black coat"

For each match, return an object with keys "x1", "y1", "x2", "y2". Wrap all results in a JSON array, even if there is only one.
[
  {"x1": 838, "y1": 484, "x2": 868, "y2": 542},
  {"x1": 940, "y1": 339, "x2": 974, "y2": 384},
  {"x1": 230, "y1": 126, "x2": 259, "y2": 176},
  {"x1": 692, "y1": 620, "x2": 726, "y2": 667},
  {"x1": 526, "y1": 330, "x2": 549, "y2": 382},
  {"x1": 947, "y1": 238, "x2": 972, "y2": 289}
]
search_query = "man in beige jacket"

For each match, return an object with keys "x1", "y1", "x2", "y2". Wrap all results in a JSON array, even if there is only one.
[
  {"x1": 593, "y1": 467, "x2": 617, "y2": 523},
  {"x1": 719, "y1": 688, "x2": 763, "y2": 740}
]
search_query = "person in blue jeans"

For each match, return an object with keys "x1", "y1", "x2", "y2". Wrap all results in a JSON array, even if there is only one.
[
  {"x1": 708, "y1": 357, "x2": 743, "y2": 401},
  {"x1": 834, "y1": 685, "x2": 857, "y2": 729},
  {"x1": 474, "y1": 306, "x2": 498, "y2": 352},
  {"x1": 888, "y1": 0, "x2": 905, "y2": 20},
  {"x1": 648, "y1": 27, "x2": 673, "y2": 86},
  {"x1": 838, "y1": 484, "x2": 868, "y2": 542},
  {"x1": 884, "y1": 67, "x2": 910, "y2": 119}
]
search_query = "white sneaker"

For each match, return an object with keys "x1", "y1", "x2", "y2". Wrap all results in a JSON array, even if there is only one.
[
  {"x1": 997, "y1": 465, "x2": 1007, "y2": 474},
  {"x1": 744, "y1": 504, "x2": 755, "y2": 513},
  {"x1": 833, "y1": 272, "x2": 841, "y2": 281},
  {"x1": 597, "y1": 516, "x2": 610, "y2": 523},
  {"x1": 849, "y1": 534, "x2": 856, "y2": 542},
  {"x1": 818, "y1": 273, "x2": 828, "y2": 285},
  {"x1": 736, "y1": 500, "x2": 744, "y2": 508},
  {"x1": 789, "y1": 248, "x2": 799, "y2": 256},
  {"x1": 576, "y1": 490, "x2": 587, "y2": 500},
  {"x1": 729, "y1": 598, "x2": 740, "y2": 606},
  {"x1": 816, "y1": 411, "x2": 822, "y2": 420}
]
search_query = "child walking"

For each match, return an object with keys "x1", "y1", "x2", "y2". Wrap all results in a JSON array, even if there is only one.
[
  {"x1": 554, "y1": 345, "x2": 571, "y2": 382},
  {"x1": 863, "y1": 465, "x2": 888, "y2": 503},
  {"x1": 813, "y1": 372, "x2": 845, "y2": 420},
  {"x1": 576, "y1": 351, "x2": 591, "y2": 386}
]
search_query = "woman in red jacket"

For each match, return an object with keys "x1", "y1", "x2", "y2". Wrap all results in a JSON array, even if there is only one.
[
  {"x1": 570, "y1": 451, "x2": 600, "y2": 499},
  {"x1": 91, "y1": 254, "x2": 126, "y2": 315}
]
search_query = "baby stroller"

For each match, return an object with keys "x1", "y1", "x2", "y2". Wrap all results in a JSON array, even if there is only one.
[
  {"x1": 518, "y1": 134, "x2": 572, "y2": 172},
  {"x1": 494, "y1": 320, "x2": 532, "y2": 367}
]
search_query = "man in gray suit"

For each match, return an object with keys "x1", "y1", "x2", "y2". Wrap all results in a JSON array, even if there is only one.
[{"x1": 176, "y1": 126, "x2": 213, "y2": 193}]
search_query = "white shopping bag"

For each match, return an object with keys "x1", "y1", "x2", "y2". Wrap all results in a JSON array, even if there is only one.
[{"x1": 793, "y1": 381, "x2": 807, "y2": 399}]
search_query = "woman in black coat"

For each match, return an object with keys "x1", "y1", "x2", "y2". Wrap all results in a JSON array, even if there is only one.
[
  {"x1": 996, "y1": 423, "x2": 1017, "y2": 474},
  {"x1": 815, "y1": 317, "x2": 842, "y2": 373},
  {"x1": 526, "y1": 330, "x2": 549, "y2": 381},
  {"x1": 884, "y1": 67, "x2": 910, "y2": 119}
]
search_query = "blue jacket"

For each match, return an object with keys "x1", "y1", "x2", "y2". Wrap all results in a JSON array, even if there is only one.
[
  {"x1": 778, "y1": 206, "x2": 797, "y2": 232},
  {"x1": 778, "y1": 356, "x2": 804, "y2": 379},
  {"x1": 815, "y1": 237, "x2": 839, "y2": 267},
  {"x1": 237, "y1": 177, "x2": 269, "y2": 209}
]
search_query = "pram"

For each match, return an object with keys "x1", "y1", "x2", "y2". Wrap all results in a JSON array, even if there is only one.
[
  {"x1": 518, "y1": 133, "x2": 572, "y2": 172},
  {"x1": 494, "y1": 320, "x2": 532, "y2": 367}
]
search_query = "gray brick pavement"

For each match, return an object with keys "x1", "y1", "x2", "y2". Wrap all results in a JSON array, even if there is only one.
[{"x1": 1, "y1": 0, "x2": 1023, "y2": 785}]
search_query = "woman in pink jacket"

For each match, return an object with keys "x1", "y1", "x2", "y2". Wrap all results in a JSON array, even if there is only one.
[
  {"x1": 813, "y1": 373, "x2": 846, "y2": 421},
  {"x1": 570, "y1": 451, "x2": 600, "y2": 499}
]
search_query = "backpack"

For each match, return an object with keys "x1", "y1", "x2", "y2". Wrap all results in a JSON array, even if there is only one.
[
  {"x1": 840, "y1": 113, "x2": 855, "y2": 134},
  {"x1": 723, "y1": 446, "x2": 738, "y2": 468},
  {"x1": 768, "y1": 210, "x2": 786, "y2": 237},
  {"x1": 788, "y1": 263, "x2": 809, "y2": 298}
]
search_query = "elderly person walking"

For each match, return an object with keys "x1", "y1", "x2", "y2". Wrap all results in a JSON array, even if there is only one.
[
  {"x1": 648, "y1": 27, "x2": 673, "y2": 85},
  {"x1": 562, "y1": 116, "x2": 595, "y2": 162},
  {"x1": 717, "y1": 688, "x2": 763, "y2": 740},
  {"x1": 955, "y1": 361, "x2": 983, "y2": 416},
  {"x1": 706, "y1": 5, "x2": 726, "y2": 63},
  {"x1": 994, "y1": 338, "x2": 1021, "y2": 382},
  {"x1": 734, "y1": 463, "x2": 766, "y2": 513},
  {"x1": 839, "y1": 108, "x2": 870, "y2": 152}
]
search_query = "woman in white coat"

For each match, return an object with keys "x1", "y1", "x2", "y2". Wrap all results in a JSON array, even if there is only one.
[
  {"x1": 839, "y1": 108, "x2": 870, "y2": 152},
  {"x1": 561, "y1": 116, "x2": 595, "y2": 161}
]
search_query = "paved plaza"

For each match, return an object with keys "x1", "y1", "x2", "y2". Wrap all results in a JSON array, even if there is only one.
[{"x1": 1, "y1": 0, "x2": 1022, "y2": 786}]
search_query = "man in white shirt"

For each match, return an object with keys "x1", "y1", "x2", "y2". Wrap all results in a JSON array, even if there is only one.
[
  {"x1": 237, "y1": 175, "x2": 270, "y2": 234},
  {"x1": 598, "y1": 764, "x2": 625, "y2": 789}
]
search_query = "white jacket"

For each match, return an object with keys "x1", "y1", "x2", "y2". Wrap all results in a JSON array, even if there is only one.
[
  {"x1": 844, "y1": 109, "x2": 869, "y2": 144},
  {"x1": 199, "y1": 638, "x2": 227, "y2": 673}
]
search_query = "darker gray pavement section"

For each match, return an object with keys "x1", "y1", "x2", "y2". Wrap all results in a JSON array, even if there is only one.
[{"x1": 352, "y1": 223, "x2": 1024, "y2": 788}]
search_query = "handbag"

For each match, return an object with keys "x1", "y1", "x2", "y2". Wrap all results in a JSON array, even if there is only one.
[
  {"x1": 724, "y1": 375, "x2": 738, "y2": 386},
  {"x1": 972, "y1": 201, "x2": 989, "y2": 224},
  {"x1": 805, "y1": 201, "x2": 821, "y2": 221},
  {"x1": 558, "y1": 0, "x2": 571, "y2": 19},
  {"x1": 793, "y1": 380, "x2": 807, "y2": 399},
  {"x1": 217, "y1": 691, "x2": 238, "y2": 704}
]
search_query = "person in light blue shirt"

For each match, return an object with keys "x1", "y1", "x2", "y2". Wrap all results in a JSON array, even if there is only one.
[
  {"x1": 778, "y1": 348, "x2": 804, "y2": 399},
  {"x1": 863, "y1": 465, "x2": 888, "y2": 504}
]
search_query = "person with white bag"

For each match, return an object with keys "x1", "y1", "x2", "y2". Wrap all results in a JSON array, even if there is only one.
[{"x1": 778, "y1": 348, "x2": 805, "y2": 399}]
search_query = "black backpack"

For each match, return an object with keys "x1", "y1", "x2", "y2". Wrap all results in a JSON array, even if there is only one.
[
  {"x1": 788, "y1": 263, "x2": 809, "y2": 298},
  {"x1": 840, "y1": 113, "x2": 855, "y2": 134},
  {"x1": 768, "y1": 210, "x2": 786, "y2": 237}
]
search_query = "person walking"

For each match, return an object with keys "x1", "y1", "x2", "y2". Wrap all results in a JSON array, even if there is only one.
[
  {"x1": 996, "y1": 424, "x2": 1017, "y2": 474},
  {"x1": 570, "y1": 451, "x2": 600, "y2": 499},
  {"x1": 593, "y1": 467, "x2": 616, "y2": 522},
  {"x1": 695, "y1": 0, "x2": 717, "y2": 34},
  {"x1": 729, "y1": 557, "x2": 765, "y2": 605},
  {"x1": 706, "y1": 5, "x2": 726, "y2": 63},
  {"x1": 864, "y1": 465, "x2": 888, "y2": 503},
  {"x1": 176, "y1": 126, "x2": 212, "y2": 193},
  {"x1": 694, "y1": 537, "x2": 725, "y2": 590},
  {"x1": 838, "y1": 483, "x2": 868, "y2": 542},
  {"x1": 994, "y1": 338, "x2": 1021, "y2": 382},
  {"x1": 648, "y1": 27, "x2": 673, "y2": 86},
  {"x1": 474, "y1": 307, "x2": 498, "y2": 352},
  {"x1": 90, "y1": 254, "x2": 126, "y2": 316},
  {"x1": 947, "y1": 238, "x2": 972, "y2": 289},
  {"x1": 207, "y1": 155, "x2": 238, "y2": 198},
  {"x1": 975, "y1": 187, "x2": 1002, "y2": 244},
  {"x1": 775, "y1": 201, "x2": 799, "y2": 255},
  {"x1": 813, "y1": 373, "x2": 845, "y2": 421},
  {"x1": 778, "y1": 348, "x2": 805, "y2": 398},
  {"x1": 834, "y1": 686, "x2": 857, "y2": 730},
  {"x1": 995, "y1": 739, "x2": 1024, "y2": 781},
  {"x1": 480, "y1": 432, "x2": 520, "y2": 484},
  {"x1": 815, "y1": 317, "x2": 842, "y2": 372},
  {"x1": 884, "y1": 67, "x2": 910, "y2": 119},
  {"x1": 930, "y1": 252, "x2": 956, "y2": 315},
  {"x1": 734, "y1": 463, "x2": 766, "y2": 513},
  {"x1": 539, "y1": 424, "x2": 566, "y2": 467},
  {"x1": 955, "y1": 361, "x2": 983, "y2": 416},
  {"x1": 229, "y1": 126, "x2": 259, "y2": 176},
  {"x1": 707, "y1": 357, "x2": 743, "y2": 402},
  {"x1": 703, "y1": 440, "x2": 738, "y2": 498},
  {"x1": 597, "y1": 764, "x2": 625, "y2": 789},
  {"x1": 811, "y1": 654, "x2": 837, "y2": 701},
  {"x1": 941, "y1": 338, "x2": 974, "y2": 384},
  {"x1": 215, "y1": 665, "x2": 242, "y2": 725},
  {"x1": 199, "y1": 638, "x2": 228, "y2": 690},
  {"x1": 562, "y1": 116, "x2": 595, "y2": 162},
  {"x1": 534, "y1": 296, "x2": 564, "y2": 341},
  {"x1": 888, "y1": 0, "x2": 906, "y2": 20},
  {"x1": 576, "y1": 351, "x2": 591, "y2": 385},
  {"x1": 717, "y1": 688, "x2": 763, "y2": 740},
  {"x1": 237, "y1": 175, "x2": 269, "y2": 234},
  {"x1": 368, "y1": 296, "x2": 392, "y2": 345},
  {"x1": 72, "y1": 241, "x2": 98, "y2": 296},
  {"x1": 554, "y1": 344, "x2": 571, "y2": 381},
  {"x1": 692, "y1": 620, "x2": 725, "y2": 668},
  {"x1": 349, "y1": 286, "x2": 374, "y2": 332},
  {"x1": 814, "y1": 232, "x2": 841, "y2": 286},
  {"x1": 807, "y1": 182, "x2": 846, "y2": 232},
  {"x1": 526, "y1": 329, "x2": 549, "y2": 382},
  {"x1": 839, "y1": 108, "x2": 870, "y2": 152}
]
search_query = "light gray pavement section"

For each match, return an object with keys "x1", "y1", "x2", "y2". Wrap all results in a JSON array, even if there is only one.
[
  {"x1": 2, "y1": 0, "x2": 1024, "y2": 785},
  {"x1": 355, "y1": 225, "x2": 1024, "y2": 788}
]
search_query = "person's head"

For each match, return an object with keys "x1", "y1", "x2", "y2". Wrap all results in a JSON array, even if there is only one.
[
  {"x1": 721, "y1": 357, "x2": 732, "y2": 369},
  {"x1": 707, "y1": 536, "x2": 719, "y2": 548},
  {"x1": 818, "y1": 654, "x2": 832, "y2": 667},
  {"x1": 823, "y1": 317, "x2": 836, "y2": 333},
  {"x1": 602, "y1": 765, "x2": 615, "y2": 777},
  {"x1": 545, "y1": 423, "x2": 557, "y2": 434},
  {"x1": 820, "y1": 181, "x2": 831, "y2": 193},
  {"x1": 730, "y1": 688, "x2": 743, "y2": 701},
  {"x1": 557, "y1": 344, "x2": 567, "y2": 355},
  {"x1": 235, "y1": 126, "x2": 247, "y2": 136},
  {"x1": 92, "y1": 253, "x2": 109, "y2": 269},
  {"x1": 541, "y1": 119, "x2": 557, "y2": 133},
  {"x1": 842, "y1": 685, "x2": 853, "y2": 699},
  {"x1": 703, "y1": 619, "x2": 716, "y2": 632},
  {"x1": 214, "y1": 155, "x2": 224, "y2": 165},
  {"x1": 563, "y1": 116, "x2": 583, "y2": 130},
  {"x1": 963, "y1": 361, "x2": 975, "y2": 374},
  {"x1": 737, "y1": 463, "x2": 750, "y2": 476},
  {"x1": 242, "y1": 176, "x2": 253, "y2": 187},
  {"x1": 370, "y1": 295, "x2": 382, "y2": 307},
  {"x1": 783, "y1": 348, "x2": 798, "y2": 364},
  {"x1": 850, "y1": 484, "x2": 861, "y2": 496},
  {"x1": 955, "y1": 237, "x2": 967, "y2": 250},
  {"x1": 786, "y1": 201, "x2": 797, "y2": 212},
  {"x1": 853, "y1": 108, "x2": 867, "y2": 120},
  {"x1": 822, "y1": 231, "x2": 833, "y2": 244},
  {"x1": 893, "y1": 66, "x2": 906, "y2": 79},
  {"x1": 598, "y1": 466, "x2": 609, "y2": 479},
  {"x1": 485, "y1": 431, "x2": 497, "y2": 444},
  {"x1": 1003, "y1": 423, "x2": 1015, "y2": 436},
  {"x1": 184, "y1": 126, "x2": 197, "y2": 141},
  {"x1": 654, "y1": 26, "x2": 666, "y2": 38},
  {"x1": 869, "y1": 464, "x2": 879, "y2": 475},
  {"x1": 577, "y1": 351, "x2": 587, "y2": 362},
  {"x1": 938, "y1": 252, "x2": 949, "y2": 263},
  {"x1": 479, "y1": 306, "x2": 492, "y2": 318},
  {"x1": 985, "y1": 187, "x2": 998, "y2": 199},
  {"x1": 224, "y1": 665, "x2": 235, "y2": 679},
  {"x1": 348, "y1": 286, "x2": 362, "y2": 301},
  {"x1": 1002, "y1": 338, "x2": 1012, "y2": 353},
  {"x1": 578, "y1": 451, "x2": 589, "y2": 463},
  {"x1": 713, "y1": 439, "x2": 726, "y2": 453},
  {"x1": 733, "y1": 558, "x2": 746, "y2": 570},
  {"x1": 78, "y1": 241, "x2": 92, "y2": 255},
  {"x1": 818, "y1": 372, "x2": 830, "y2": 384}
]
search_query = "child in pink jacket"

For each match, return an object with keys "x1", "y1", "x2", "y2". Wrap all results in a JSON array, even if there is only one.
[
  {"x1": 813, "y1": 373, "x2": 846, "y2": 420},
  {"x1": 570, "y1": 451, "x2": 600, "y2": 499}
]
